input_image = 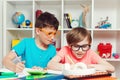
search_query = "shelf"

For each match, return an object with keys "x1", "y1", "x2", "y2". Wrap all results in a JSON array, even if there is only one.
[
  {"x1": 103, "y1": 58, "x2": 120, "y2": 61},
  {"x1": 6, "y1": 0, "x2": 33, "y2": 5},
  {"x1": 64, "y1": 0, "x2": 91, "y2": 5},
  {"x1": 93, "y1": 29, "x2": 120, "y2": 31},
  {"x1": 35, "y1": 0, "x2": 61, "y2": 5},
  {"x1": 6, "y1": 28, "x2": 33, "y2": 31}
]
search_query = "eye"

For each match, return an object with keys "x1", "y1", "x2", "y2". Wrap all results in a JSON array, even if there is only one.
[
  {"x1": 82, "y1": 44, "x2": 88, "y2": 47},
  {"x1": 48, "y1": 32, "x2": 53, "y2": 35},
  {"x1": 73, "y1": 45, "x2": 80, "y2": 48},
  {"x1": 48, "y1": 32, "x2": 56, "y2": 35},
  {"x1": 53, "y1": 33, "x2": 56, "y2": 35}
]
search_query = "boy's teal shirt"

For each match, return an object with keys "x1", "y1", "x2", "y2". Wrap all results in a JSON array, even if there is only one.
[{"x1": 12, "y1": 38, "x2": 56, "y2": 68}]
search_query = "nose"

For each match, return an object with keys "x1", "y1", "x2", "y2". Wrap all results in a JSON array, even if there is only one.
[
  {"x1": 49, "y1": 34, "x2": 55, "y2": 39},
  {"x1": 78, "y1": 47, "x2": 83, "y2": 52}
]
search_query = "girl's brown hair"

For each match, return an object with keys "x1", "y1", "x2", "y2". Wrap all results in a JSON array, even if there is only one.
[{"x1": 66, "y1": 27, "x2": 92, "y2": 45}]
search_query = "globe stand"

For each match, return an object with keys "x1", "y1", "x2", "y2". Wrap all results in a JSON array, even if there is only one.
[{"x1": 18, "y1": 25, "x2": 21, "y2": 28}]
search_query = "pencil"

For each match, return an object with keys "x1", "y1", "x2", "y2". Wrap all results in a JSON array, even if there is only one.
[{"x1": 67, "y1": 55, "x2": 75, "y2": 64}]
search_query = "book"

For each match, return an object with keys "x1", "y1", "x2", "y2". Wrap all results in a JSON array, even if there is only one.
[
  {"x1": 0, "y1": 69, "x2": 18, "y2": 79},
  {"x1": 64, "y1": 13, "x2": 72, "y2": 28}
]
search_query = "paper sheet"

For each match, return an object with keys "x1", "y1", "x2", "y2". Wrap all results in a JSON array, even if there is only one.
[{"x1": 47, "y1": 69, "x2": 62, "y2": 74}]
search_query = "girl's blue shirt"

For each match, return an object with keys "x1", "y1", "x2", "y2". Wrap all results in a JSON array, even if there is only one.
[{"x1": 13, "y1": 38, "x2": 56, "y2": 68}]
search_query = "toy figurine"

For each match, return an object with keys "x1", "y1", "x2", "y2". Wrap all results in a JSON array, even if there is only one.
[
  {"x1": 95, "y1": 16, "x2": 111, "y2": 29},
  {"x1": 79, "y1": 4, "x2": 89, "y2": 27}
]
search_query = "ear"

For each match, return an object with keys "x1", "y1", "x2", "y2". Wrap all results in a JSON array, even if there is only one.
[
  {"x1": 35, "y1": 28, "x2": 40, "y2": 35},
  {"x1": 68, "y1": 44, "x2": 71, "y2": 48}
]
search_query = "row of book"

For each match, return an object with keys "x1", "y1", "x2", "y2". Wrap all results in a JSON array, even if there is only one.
[{"x1": 64, "y1": 13, "x2": 72, "y2": 28}]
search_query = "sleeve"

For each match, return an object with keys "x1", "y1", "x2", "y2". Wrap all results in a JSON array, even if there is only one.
[
  {"x1": 12, "y1": 38, "x2": 26, "y2": 56},
  {"x1": 50, "y1": 45, "x2": 56, "y2": 58},
  {"x1": 90, "y1": 50, "x2": 102, "y2": 64}
]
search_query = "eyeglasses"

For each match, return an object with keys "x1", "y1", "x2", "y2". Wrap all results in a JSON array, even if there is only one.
[
  {"x1": 40, "y1": 29, "x2": 56, "y2": 37},
  {"x1": 71, "y1": 44, "x2": 91, "y2": 51}
]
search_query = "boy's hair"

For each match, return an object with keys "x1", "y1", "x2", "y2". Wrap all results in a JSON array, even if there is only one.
[
  {"x1": 66, "y1": 27, "x2": 92, "y2": 45},
  {"x1": 35, "y1": 12, "x2": 59, "y2": 30}
]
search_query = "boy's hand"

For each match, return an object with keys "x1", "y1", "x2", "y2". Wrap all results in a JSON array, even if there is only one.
[
  {"x1": 15, "y1": 62, "x2": 25, "y2": 73},
  {"x1": 32, "y1": 66, "x2": 43, "y2": 70}
]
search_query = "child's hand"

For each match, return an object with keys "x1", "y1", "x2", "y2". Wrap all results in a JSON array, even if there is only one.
[
  {"x1": 87, "y1": 64, "x2": 106, "y2": 72},
  {"x1": 32, "y1": 66, "x2": 43, "y2": 70},
  {"x1": 15, "y1": 62, "x2": 25, "y2": 73},
  {"x1": 87, "y1": 64, "x2": 95, "y2": 68}
]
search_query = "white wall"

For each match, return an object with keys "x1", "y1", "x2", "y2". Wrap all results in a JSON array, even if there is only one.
[{"x1": 0, "y1": 0, "x2": 3, "y2": 68}]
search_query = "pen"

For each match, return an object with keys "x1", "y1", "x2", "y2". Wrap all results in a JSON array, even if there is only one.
[
  {"x1": 12, "y1": 50, "x2": 25, "y2": 64},
  {"x1": 67, "y1": 55, "x2": 75, "y2": 64},
  {"x1": 12, "y1": 56, "x2": 22, "y2": 64}
]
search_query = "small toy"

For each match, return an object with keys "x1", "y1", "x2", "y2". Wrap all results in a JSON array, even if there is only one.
[
  {"x1": 95, "y1": 16, "x2": 111, "y2": 29},
  {"x1": 25, "y1": 20, "x2": 31, "y2": 26},
  {"x1": 29, "y1": 22, "x2": 32, "y2": 28},
  {"x1": 21, "y1": 20, "x2": 32, "y2": 28},
  {"x1": 98, "y1": 43, "x2": 112, "y2": 58},
  {"x1": 112, "y1": 53, "x2": 120, "y2": 59},
  {"x1": 12, "y1": 39, "x2": 20, "y2": 48},
  {"x1": 71, "y1": 19, "x2": 79, "y2": 28},
  {"x1": 36, "y1": 10, "x2": 42, "y2": 19}
]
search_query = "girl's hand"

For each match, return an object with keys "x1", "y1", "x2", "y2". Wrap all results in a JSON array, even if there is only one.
[
  {"x1": 87, "y1": 64, "x2": 106, "y2": 72},
  {"x1": 87, "y1": 64, "x2": 95, "y2": 68}
]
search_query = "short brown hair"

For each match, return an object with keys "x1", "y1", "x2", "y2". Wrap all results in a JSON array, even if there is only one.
[
  {"x1": 35, "y1": 12, "x2": 59, "y2": 30},
  {"x1": 66, "y1": 27, "x2": 92, "y2": 45}
]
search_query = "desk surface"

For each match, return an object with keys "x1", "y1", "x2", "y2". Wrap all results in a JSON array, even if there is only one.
[
  {"x1": 25, "y1": 73, "x2": 64, "y2": 80},
  {"x1": 0, "y1": 73, "x2": 117, "y2": 80},
  {"x1": 63, "y1": 71, "x2": 118, "y2": 80},
  {"x1": 64, "y1": 75, "x2": 117, "y2": 80},
  {"x1": 0, "y1": 69, "x2": 118, "y2": 80},
  {"x1": 0, "y1": 73, "x2": 64, "y2": 80}
]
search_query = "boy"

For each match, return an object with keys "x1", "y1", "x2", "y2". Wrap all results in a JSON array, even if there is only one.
[
  {"x1": 2, "y1": 12, "x2": 59, "y2": 73},
  {"x1": 47, "y1": 27, "x2": 115, "y2": 73}
]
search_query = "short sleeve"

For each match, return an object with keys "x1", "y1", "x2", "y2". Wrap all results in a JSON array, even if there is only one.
[
  {"x1": 12, "y1": 38, "x2": 26, "y2": 56},
  {"x1": 57, "y1": 46, "x2": 69, "y2": 63},
  {"x1": 49, "y1": 44, "x2": 56, "y2": 59},
  {"x1": 90, "y1": 50, "x2": 102, "y2": 64},
  {"x1": 57, "y1": 47, "x2": 66, "y2": 59}
]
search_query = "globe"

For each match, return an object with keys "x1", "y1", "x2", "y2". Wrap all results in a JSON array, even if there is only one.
[{"x1": 12, "y1": 12, "x2": 25, "y2": 28}]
